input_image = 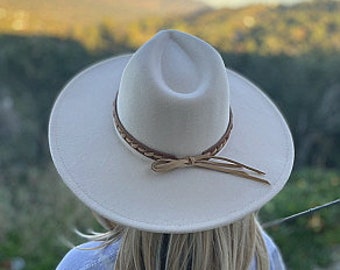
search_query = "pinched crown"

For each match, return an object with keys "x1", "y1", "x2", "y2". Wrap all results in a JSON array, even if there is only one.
[{"x1": 117, "y1": 30, "x2": 230, "y2": 157}]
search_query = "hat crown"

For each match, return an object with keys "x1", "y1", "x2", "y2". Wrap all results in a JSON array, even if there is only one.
[{"x1": 117, "y1": 30, "x2": 230, "y2": 157}]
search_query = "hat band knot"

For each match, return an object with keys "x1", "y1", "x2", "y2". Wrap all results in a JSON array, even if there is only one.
[
  {"x1": 151, "y1": 155, "x2": 269, "y2": 184},
  {"x1": 113, "y1": 96, "x2": 269, "y2": 185}
]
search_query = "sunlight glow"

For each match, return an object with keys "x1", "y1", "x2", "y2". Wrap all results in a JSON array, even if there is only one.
[{"x1": 199, "y1": 0, "x2": 310, "y2": 8}]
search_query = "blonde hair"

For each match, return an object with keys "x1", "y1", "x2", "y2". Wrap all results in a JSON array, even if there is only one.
[{"x1": 82, "y1": 212, "x2": 269, "y2": 270}]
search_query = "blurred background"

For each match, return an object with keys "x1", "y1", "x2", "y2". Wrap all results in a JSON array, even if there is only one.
[{"x1": 0, "y1": 0, "x2": 339, "y2": 269}]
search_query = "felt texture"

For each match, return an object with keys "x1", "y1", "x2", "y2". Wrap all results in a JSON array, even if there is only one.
[{"x1": 49, "y1": 30, "x2": 294, "y2": 233}]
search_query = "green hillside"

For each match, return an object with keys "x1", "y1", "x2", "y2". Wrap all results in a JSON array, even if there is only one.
[
  {"x1": 187, "y1": 1, "x2": 340, "y2": 54},
  {"x1": 1, "y1": 0, "x2": 340, "y2": 54},
  {"x1": 0, "y1": 0, "x2": 208, "y2": 34},
  {"x1": 120, "y1": 0, "x2": 340, "y2": 54}
]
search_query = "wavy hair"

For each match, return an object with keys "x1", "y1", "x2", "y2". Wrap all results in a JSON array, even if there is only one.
[{"x1": 80, "y1": 212, "x2": 269, "y2": 270}]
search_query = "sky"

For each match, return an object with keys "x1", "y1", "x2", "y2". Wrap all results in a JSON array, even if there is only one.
[{"x1": 200, "y1": 0, "x2": 311, "y2": 8}]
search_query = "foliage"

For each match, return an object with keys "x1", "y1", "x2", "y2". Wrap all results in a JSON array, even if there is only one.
[
  {"x1": 64, "y1": 0, "x2": 340, "y2": 55},
  {"x1": 0, "y1": 164, "x2": 99, "y2": 270},
  {"x1": 1, "y1": 1, "x2": 340, "y2": 54},
  {"x1": 185, "y1": 1, "x2": 340, "y2": 55},
  {"x1": 0, "y1": 35, "x2": 95, "y2": 169},
  {"x1": 260, "y1": 169, "x2": 340, "y2": 269},
  {"x1": 0, "y1": 36, "x2": 104, "y2": 268},
  {"x1": 0, "y1": 0, "x2": 206, "y2": 36},
  {"x1": 220, "y1": 51, "x2": 340, "y2": 168}
]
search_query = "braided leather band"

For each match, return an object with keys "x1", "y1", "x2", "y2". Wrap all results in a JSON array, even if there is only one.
[{"x1": 113, "y1": 95, "x2": 269, "y2": 185}]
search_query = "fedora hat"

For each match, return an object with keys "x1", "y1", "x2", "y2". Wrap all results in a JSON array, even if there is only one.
[{"x1": 49, "y1": 30, "x2": 294, "y2": 233}]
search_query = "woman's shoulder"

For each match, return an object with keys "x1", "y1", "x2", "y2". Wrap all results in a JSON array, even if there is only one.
[
  {"x1": 56, "y1": 241, "x2": 120, "y2": 270},
  {"x1": 262, "y1": 230, "x2": 286, "y2": 270}
]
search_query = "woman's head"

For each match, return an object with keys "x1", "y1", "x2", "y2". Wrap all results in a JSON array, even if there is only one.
[{"x1": 86, "y1": 213, "x2": 268, "y2": 270}]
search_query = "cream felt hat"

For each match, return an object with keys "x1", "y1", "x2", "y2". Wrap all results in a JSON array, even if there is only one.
[{"x1": 49, "y1": 30, "x2": 294, "y2": 233}]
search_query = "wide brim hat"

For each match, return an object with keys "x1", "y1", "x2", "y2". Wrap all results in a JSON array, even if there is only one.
[{"x1": 49, "y1": 30, "x2": 294, "y2": 233}]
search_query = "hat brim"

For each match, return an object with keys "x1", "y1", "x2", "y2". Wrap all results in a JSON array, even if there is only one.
[{"x1": 49, "y1": 55, "x2": 294, "y2": 233}]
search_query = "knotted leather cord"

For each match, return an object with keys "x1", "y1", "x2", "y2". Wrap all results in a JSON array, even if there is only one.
[{"x1": 113, "y1": 96, "x2": 269, "y2": 185}]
